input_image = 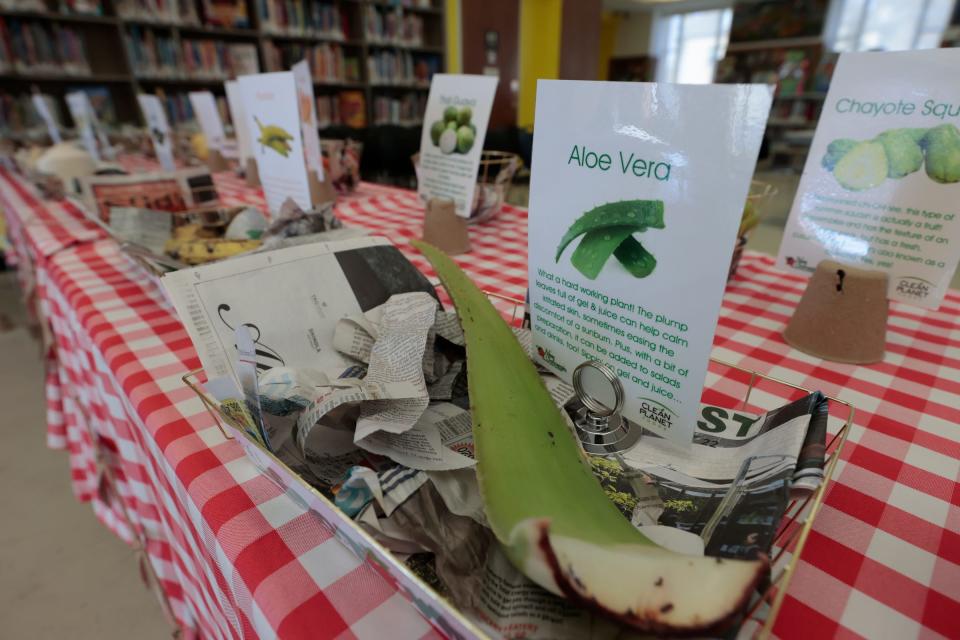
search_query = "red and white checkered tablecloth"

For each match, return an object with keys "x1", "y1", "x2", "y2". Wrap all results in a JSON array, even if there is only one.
[{"x1": 1, "y1": 161, "x2": 958, "y2": 639}]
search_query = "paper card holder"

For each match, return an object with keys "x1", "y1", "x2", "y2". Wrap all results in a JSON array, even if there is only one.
[
  {"x1": 421, "y1": 198, "x2": 471, "y2": 255},
  {"x1": 206, "y1": 148, "x2": 230, "y2": 172},
  {"x1": 308, "y1": 169, "x2": 337, "y2": 207},
  {"x1": 244, "y1": 158, "x2": 260, "y2": 187},
  {"x1": 783, "y1": 259, "x2": 888, "y2": 364}
]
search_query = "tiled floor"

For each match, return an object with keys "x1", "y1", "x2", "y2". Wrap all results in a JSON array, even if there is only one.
[{"x1": 0, "y1": 270, "x2": 170, "y2": 639}]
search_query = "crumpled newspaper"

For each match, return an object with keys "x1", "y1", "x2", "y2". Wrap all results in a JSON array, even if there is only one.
[
  {"x1": 213, "y1": 287, "x2": 646, "y2": 639},
  {"x1": 259, "y1": 197, "x2": 343, "y2": 249}
]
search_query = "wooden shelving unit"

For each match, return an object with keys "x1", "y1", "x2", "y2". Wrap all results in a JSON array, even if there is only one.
[
  {"x1": 716, "y1": 36, "x2": 828, "y2": 172},
  {"x1": 0, "y1": 0, "x2": 446, "y2": 133}
]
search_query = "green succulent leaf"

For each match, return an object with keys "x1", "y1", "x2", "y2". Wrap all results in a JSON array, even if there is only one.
[
  {"x1": 613, "y1": 236, "x2": 657, "y2": 278},
  {"x1": 555, "y1": 200, "x2": 664, "y2": 263},
  {"x1": 571, "y1": 225, "x2": 637, "y2": 280},
  {"x1": 411, "y1": 239, "x2": 766, "y2": 635}
]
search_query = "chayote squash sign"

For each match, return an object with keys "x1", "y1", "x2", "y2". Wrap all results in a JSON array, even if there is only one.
[{"x1": 778, "y1": 48, "x2": 960, "y2": 309}]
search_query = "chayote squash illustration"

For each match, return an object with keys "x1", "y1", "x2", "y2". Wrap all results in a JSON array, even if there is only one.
[
  {"x1": 832, "y1": 141, "x2": 888, "y2": 191},
  {"x1": 875, "y1": 129, "x2": 924, "y2": 179},
  {"x1": 821, "y1": 138, "x2": 858, "y2": 171},
  {"x1": 822, "y1": 125, "x2": 960, "y2": 189},
  {"x1": 922, "y1": 124, "x2": 960, "y2": 184}
]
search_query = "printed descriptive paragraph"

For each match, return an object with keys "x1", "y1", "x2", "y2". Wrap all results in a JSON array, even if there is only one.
[
  {"x1": 793, "y1": 193, "x2": 955, "y2": 270},
  {"x1": 533, "y1": 268, "x2": 690, "y2": 404}
]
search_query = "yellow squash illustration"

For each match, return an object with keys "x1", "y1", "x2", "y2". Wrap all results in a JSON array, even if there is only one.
[{"x1": 254, "y1": 116, "x2": 294, "y2": 158}]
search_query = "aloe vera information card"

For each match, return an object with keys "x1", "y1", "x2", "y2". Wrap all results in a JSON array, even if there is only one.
[
  {"x1": 417, "y1": 74, "x2": 498, "y2": 217},
  {"x1": 238, "y1": 72, "x2": 312, "y2": 216},
  {"x1": 528, "y1": 80, "x2": 771, "y2": 446},
  {"x1": 778, "y1": 49, "x2": 960, "y2": 309}
]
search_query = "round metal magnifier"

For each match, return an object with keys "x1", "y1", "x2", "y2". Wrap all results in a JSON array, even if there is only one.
[{"x1": 572, "y1": 360, "x2": 624, "y2": 418}]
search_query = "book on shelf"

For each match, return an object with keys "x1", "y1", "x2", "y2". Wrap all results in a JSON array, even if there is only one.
[
  {"x1": 367, "y1": 48, "x2": 412, "y2": 85},
  {"x1": 364, "y1": 5, "x2": 424, "y2": 46},
  {"x1": 0, "y1": 19, "x2": 11, "y2": 73},
  {"x1": 259, "y1": 0, "x2": 346, "y2": 38},
  {"x1": 373, "y1": 0, "x2": 436, "y2": 7},
  {"x1": 339, "y1": 90, "x2": 366, "y2": 128},
  {"x1": 373, "y1": 91, "x2": 424, "y2": 126},
  {"x1": 128, "y1": 30, "x2": 258, "y2": 81},
  {"x1": 367, "y1": 49, "x2": 439, "y2": 85},
  {"x1": 126, "y1": 26, "x2": 180, "y2": 77},
  {"x1": 315, "y1": 93, "x2": 339, "y2": 128},
  {"x1": 263, "y1": 41, "x2": 358, "y2": 83},
  {"x1": 115, "y1": 0, "x2": 199, "y2": 25},
  {"x1": 0, "y1": 92, "x2": 28, "y2": 135},
  {"x1": 776, "y1": 49, "x2": 810, "y2": 96},
  {"x1": 163, "y1": 92, "x2": 191, "y2": 124},
  {"x1": 180, "y1": 40, "x2": 259, "y2": 79},
  {"x1": 59, "y1": 0, "x2": 105, "y2": 15},
  {"x1": 314, "y1": 90, "x2": 367, "y2": 128},
  {"x1": 199, "y1": 0, "x2": 249, "y2": 28},
  {"x1": 0, "y1": 0, "x2": 44, "y2": 9},
  {"x1": 230, "y1": 43, "x2": 259, "y2": 75},
  {"x1": 3, "y1": 19, "x2": 91, "y2": 76}
]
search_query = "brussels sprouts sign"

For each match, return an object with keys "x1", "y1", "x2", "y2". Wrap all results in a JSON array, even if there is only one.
[
  {"x1": 778, "y1": 49, "x2": 960, "y2": 308},
  {"x1": 417, "y1": 74, "x2": 498, "y2": 218}
]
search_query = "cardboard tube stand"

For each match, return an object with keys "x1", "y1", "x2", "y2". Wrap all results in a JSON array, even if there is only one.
[
  {"x1": 308, "y1": 170, "x2": 337, "y2": 207},
  {"x1": 244, "y1": 157, "x2": 261, "y2": 187},
  {"x1": 783, "y1": 260, "x2": 889, "y2": 364},
  {"x1": 206, "y1": 148, "x2": 229, "y2": 172},
  {"x1": 422, "y1": 198, "x2": 471, "y2": 255}
]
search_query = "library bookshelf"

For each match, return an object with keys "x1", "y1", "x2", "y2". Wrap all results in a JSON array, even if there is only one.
[{"x1": 0, "y1": 0, "x2": 446, "y2": 137}]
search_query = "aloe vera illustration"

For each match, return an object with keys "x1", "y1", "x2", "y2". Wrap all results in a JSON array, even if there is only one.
[
  {"x1": 557, "y1": 200, "x2": 664, "y2": 280},
  {"x1": 253, "y1": 116, "x2": 294, "y2": 158}
]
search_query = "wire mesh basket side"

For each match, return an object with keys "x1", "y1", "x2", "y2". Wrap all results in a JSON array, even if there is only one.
[{"x1": 182, "y1": 290, "x2": 853, "y2": 639}]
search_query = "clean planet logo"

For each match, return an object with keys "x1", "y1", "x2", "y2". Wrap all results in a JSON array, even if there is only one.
[
  {"x1": 637, "y1": 397, "x2": 676, "y2": 430},
  {"x1": 895, "y1": 276, "x2": 932, "y2": 300}
]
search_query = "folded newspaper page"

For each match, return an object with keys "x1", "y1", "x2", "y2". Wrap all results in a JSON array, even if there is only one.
[
  {"x1": 162, "y1": 236, "x2": 437, "y2": 383},
  {"x1": 107, "y1": 207, "x2": 173, "y2": 255},
  {"x1": 615, "y1": 392, "x2": 828, "y2": 560}
]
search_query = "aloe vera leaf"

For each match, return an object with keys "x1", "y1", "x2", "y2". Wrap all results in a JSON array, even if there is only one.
[
  {"x1": 555, "y1": 200, "x2": 665, "y2": 263},
  {"x1": 570, "y1": 226, "x2": 636, "y2": 280},
  {"x1": 412, "y1": 239, "x2": 766, "y2": 634},
  {"x1": 613, "y1": 236, "x2": 657, "y2": 278}
]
